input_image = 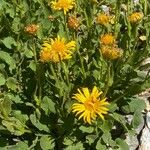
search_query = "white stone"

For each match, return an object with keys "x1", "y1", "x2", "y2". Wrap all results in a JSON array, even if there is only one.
[{"x1": 139, "y1": 125, "x2": 150, "y2": 150}]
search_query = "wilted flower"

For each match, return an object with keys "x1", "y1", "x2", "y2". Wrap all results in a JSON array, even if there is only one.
[
  {"x1": 40, "y1": 36, "x2": 75, "y2": 62},
  {"x1": 128, "y1": 12, "x2": 143, "y2": 23},
  {"x1": 51, "y1": 0, "x2": 75, "y2": 15},
  {"x1": 68, "y1": 15, "x2": 80, "y2": 30},
  {"x1": 48, "y1": 15, "x2": 54, "y2": 21},
  {"x1": 96, "y1": 13, "x2": 110, "y2": 26},
  {"x1": 24, "y1": 24, "x2": 39, "y2": 35},
  {"x1": 100, "y1": 45, "x2": 123, "y2": 60},
  {"x1": 72, "y1": 86, "x2": 109, "y2": 124},
  {"x1": 100, "y1": 33, "x2": 116, "y2": 45}
]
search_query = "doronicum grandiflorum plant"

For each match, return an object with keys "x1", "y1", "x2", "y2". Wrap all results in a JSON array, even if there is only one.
[{"x1": 0, "y1": 0, "x2": 149, "y2": 149}]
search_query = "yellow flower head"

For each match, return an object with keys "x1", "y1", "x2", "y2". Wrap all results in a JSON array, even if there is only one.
[
  {"x1": 100, "y1": 33, "x2": 116, "y2": 45},
  {"x1": 100, "y1": 45, "x2": 123, "y2": 60},
  {"x1": 96, "y1": 14, "x2": 110, "y2": 26},
  {"x1": 40, "y1": 36, "x2": 75, "y2": 62},
  {"x1": 72, "y1": 86, "x2": 109, "y2": 124},
  {"x1": 128, "y1": 12, "x2": 143, "y2": 23},
  {"x1": 51, "y1": 0, "x2": 75, "y2": 15},
  {"x1": 24, "y1": 24, "x2": 39, "y2": 35},
  {"x1": 68, "y1": 15, "x2": 80, "y2": 30}
]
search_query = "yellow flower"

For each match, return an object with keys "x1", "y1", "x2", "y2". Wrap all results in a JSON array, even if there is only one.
[
  {"x1": 128, "y1": 12, "x2": 143, "y2": 23},
  {"x1": 40, "y1": 49, "x2": 51, "y2": 62},
  {"x1": 72, "y1": 86, "x2": 109, "y2": 124},
  {"x1": 96, "y1": 14, "x2": 110, "y2": 26},
  {"x1": 68, "y1": 15, "x2": 80, "y2": 30},
  {"x1": 51, "y1": 0, "x2": 75, "y2": 15},
  {"x1": 100, "y1": 33, "x2": 116, "y2": 45},
  {"x1": 100, "y1": 45, "x2": 123, "y2": 60},
  {"x1": 40, "y1": 36, "x2": 75, "y2": 62}
]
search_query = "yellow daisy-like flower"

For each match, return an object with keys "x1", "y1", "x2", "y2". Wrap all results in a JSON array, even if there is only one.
[
  {"x1": 72, "y1": 86, "x2": 109, "y2": 124},
  {"x1": 40, "y1": 49, "x2": 51, "y2": 62},
  {"x1": 51, "y1": 0, "x2": 75, "y2": 15},
  {"x1": 100, "y1": 45, "x2": 123, "y2": 60},
  {"x1": 100, "y1": 33, "x2": 116, "y2": 45},
  {"x1": 96, "y1": 14, "x2": 110, "y2": 26},
  {"x1": 128, "y1": 12, "x2": 143, "y2": 23},
  {"x1": 40, "y1": 36, "x2": 75, "y2": 62}
]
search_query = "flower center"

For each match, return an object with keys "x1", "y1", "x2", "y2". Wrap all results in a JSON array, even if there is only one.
[
  {"x1": 84, "y1": 98, "x2": 98, "y2": 112},
  {"x1": 59, "y1": 0, "x2": 70, "y2": 8},
  {"x1": 52, "y1": 41, "x2": 66, "y2": 52}
]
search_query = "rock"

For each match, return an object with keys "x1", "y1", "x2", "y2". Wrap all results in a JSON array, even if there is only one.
[
  {"x1": 146, "y1": 112, "x2": 150, "y2": 129},
  {"x1": 125, "y1": 134, "x2": 139, "y2": 150},
  {"x1": 139, "y1": 126, "x2": 150, "y2": 150},
  {"x1": 139, "y1": 112, "x2": 150, "y2": 150},
  {"x1": 125, "y1": 115, "x2": 144, "y2": 150}
]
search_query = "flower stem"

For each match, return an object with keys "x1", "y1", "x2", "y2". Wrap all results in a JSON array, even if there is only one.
[
  {"x1": 143, "y1": 0, "x2": 147, "y2": 16},
  {"x1": 102, "y1": 62, "x2": 112, "y2": 98},
  {"x1": 61, "y1": 62, "x2": 69, "y2": 85},
  {"x1": 75, "y1": 32, "x2": 86, "y2": 79}
]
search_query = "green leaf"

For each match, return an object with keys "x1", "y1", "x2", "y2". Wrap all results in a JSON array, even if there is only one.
[
  {"x1": 99, "y1": 120, "x2": 113, "y2": 133},
  {"x1": 28, "y1": 137, "x2": 38, "y2": 150},
  {"x1": 24, "y1": 48, "x2": 34, "y2": 58},
  {"x1": 58, "y1": 24, "x2": 66, "y2": 37},
  {"x1": 101, "y1": 132, "x2": 115, "y2": 147},
  {"x1": 116, "y1": 138, "x2": 129, "y2": 150},
  {"x1": 1, "y1": 37, "x2": 16, "y2": 49},
  {"x1": 30, "y1": 114, "x2": 50, "y2": 132},
  {"x1": 7, "y1": 141, "x2": 28, "y2": 150},
  {"x1": 29, "y1": 61, "x2": 36, "y2": 72},
  {"x1": 0, "y1": 51, "x2": 16, "y2": 71},
  {"x1": 79, "y1": 125, "x2": 94, "y2": 133},
  {"x1": 129, "y1": 98, "x2": 146, "y2": 112},
  {"x1": 111, "y1": 113, "x2": 128, "y2": 131},
  {"x1": 2, "y1": 117, "x2": 25, "y2": 136},
  {"x1": 96, "y1": 139, "x2": 107, "y2": 150},
  {"x1": 3, "y1": 96, "x2": 12, "y2": 117},
  {"x1": 108, "y1": 102, "x2": 119, "y2": 113},
  {"x1": 0, "y1": 96, "x2": 12, "y2": 118},
  {"x1": 122, "y1": 97, "x2": 146, "y2": 114},
  {"x1": 86, "y1": 134, "x2": 97, "y2": 145},
  {"x1": 40, "y1": 136, "x2": 55, "y2": 150},
  {"x1": 12, "y1": 17, "x2": 21, "y2": 33},
  {"x1": 41, "y1": 96, "x2": 56, "y2": 114},
  {"x1": 0, "y1": 73, "x2": 5, "y2": 86},
  {"x1": 6, "y1": 7, "x2": 15, "y2": 18},
  {"x1": 6, "y1": 77, "x2": 17, "y2": 91},
  {"x1": 127, "y1": 84, "x2": 143, "y2": 96},
  {"x1": 64, "y1": 137, "x2": 74, "y2": 146},
  {"x1": 0, "y1": 0, "x2": 7, "y2": 10},
  {"x1": 64, "y1": 142, "x2": 84, "y2": 150},
  {"x1": 131, "y1": 110, "x2": 143, "y2": 129},
  {"x1": 12, "y1": 110, "x2": 28, "y2": 124}
]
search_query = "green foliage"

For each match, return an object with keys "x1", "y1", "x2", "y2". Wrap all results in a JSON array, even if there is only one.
[
  {"x1": 40, "y1": 136, "x2": 55, "y2": 150},
  {"x1": 0, "y1": 0, "x2": 149, "y2": 149}
]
